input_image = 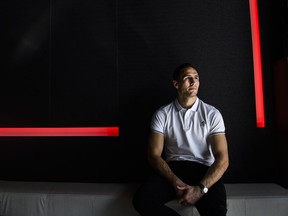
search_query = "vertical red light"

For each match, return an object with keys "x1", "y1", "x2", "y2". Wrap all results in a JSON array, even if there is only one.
[{"x1": 249, "y1": 0, "x2": 265, "y2": 128}]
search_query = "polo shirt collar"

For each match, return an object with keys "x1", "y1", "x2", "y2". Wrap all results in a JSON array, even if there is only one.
[{"x1": 174, "y1": 97, "x2": 199, "y2": 112}]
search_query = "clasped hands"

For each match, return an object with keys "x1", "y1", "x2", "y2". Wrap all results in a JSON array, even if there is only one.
[{"x1": 175, "y1": 184, "x2": 203, "y2": 206}]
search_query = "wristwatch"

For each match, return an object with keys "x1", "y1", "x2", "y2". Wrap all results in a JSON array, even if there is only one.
[{"x1": 198, "y1": 183, "x2": 208, "y2": 194}]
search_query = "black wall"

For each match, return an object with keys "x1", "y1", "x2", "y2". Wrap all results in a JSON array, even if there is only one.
[{"x1": 0, "y1": 0, "x2": 286, "y2": 186}]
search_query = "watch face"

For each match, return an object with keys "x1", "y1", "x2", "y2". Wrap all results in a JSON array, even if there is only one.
[{"x1": 198, "y1": 183, "x2": 208, "y2": 194}]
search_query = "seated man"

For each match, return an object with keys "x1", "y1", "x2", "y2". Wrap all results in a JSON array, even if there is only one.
[{"x1": 132, "y1": 63, "x2": 229, "y2": 216}]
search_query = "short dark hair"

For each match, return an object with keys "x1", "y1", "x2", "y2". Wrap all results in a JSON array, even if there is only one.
[{"x1": 173, "y1": 63, "x2": 196, "y2": 81}]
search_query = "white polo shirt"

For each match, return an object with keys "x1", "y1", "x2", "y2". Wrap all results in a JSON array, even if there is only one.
[{"x1": 151, "y1": 97, "x2": 225, "y2": 166}]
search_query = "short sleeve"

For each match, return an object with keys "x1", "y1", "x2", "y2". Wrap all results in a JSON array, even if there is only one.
[
  {"x1": 210, "y1": 109, "x2": 225, "y2": 135},
  {"x1": 150, "y1": 109, "x2": 165, "y2": 134}
]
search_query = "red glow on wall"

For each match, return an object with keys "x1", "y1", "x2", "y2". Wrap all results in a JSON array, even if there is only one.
[
  {"x1": 0, "y1": 127, "x2": 119, "y2": 137},
  {"x1": 249, "y1": 0, "x2": 265, "y2": 128}
]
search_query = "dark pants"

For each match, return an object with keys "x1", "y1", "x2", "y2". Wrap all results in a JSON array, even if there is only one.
[{"x1": 133, "y1": 161, "x2": 227, "y2": 216}]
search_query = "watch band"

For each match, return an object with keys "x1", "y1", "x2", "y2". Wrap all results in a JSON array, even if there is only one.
[{"x1": 198, "y1": 183, "x2": 208, "y2": 194}]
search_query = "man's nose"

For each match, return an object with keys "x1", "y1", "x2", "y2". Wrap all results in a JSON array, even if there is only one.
[{"x1": 189, "y1": 78, "x2": 195, "y2": 85}]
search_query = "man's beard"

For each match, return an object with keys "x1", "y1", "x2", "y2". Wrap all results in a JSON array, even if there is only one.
[{"x1": 183, "y1": 90, "x2": 197, "y2": 98}]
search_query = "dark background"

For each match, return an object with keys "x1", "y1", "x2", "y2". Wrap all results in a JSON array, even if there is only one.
[{"x1": 0, "y1": 0, "x2": 287, "y2": 188}]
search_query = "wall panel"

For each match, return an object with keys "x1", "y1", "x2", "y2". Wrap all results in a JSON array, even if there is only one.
[{"x1": 0, "y1": 0, "x2": 282, "y2": 183}]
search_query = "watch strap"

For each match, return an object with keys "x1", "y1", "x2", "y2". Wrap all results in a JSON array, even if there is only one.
[{"x1": 197, "y1": 183, "x2": 208, "y2": 194}]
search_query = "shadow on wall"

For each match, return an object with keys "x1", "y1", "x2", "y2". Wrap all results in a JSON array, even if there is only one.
[{"x1": 273, "y1": 57, "x2": 288, "y2": 189}]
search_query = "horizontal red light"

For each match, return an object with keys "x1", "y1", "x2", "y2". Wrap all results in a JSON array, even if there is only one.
[{"x1": 0, "y1": 127, "x2": 119, "y2": 137}]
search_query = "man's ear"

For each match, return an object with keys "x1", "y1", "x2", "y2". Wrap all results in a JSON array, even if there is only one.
[{"x1": 173, "y1": 80, "x2": 179, "y2": 89}]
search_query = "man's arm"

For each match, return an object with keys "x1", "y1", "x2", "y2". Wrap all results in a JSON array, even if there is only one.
[
  {"x1": 200, "y1": 133, "x2": 229, "y2": 189},
  {"x1": 178, "y1": 133, "x2": 229, "y2": 205},
  {"x1": 147, "y1": 131, "x2": 187, "y2": 189}
]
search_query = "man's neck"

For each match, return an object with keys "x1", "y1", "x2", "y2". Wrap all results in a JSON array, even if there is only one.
[{"x1": 177, "y1": 96, "x2": 197, "y2": 109}]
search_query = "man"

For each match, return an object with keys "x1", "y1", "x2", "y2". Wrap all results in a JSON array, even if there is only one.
[{"x1": 133, "y1": 63, "x2": 229, "y2": 216}]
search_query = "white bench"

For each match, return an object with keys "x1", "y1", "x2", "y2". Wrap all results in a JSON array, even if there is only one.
[
  {"x1": 0, "y1": 181, "x2": 287, "y2": 216},
  {"x1": 166, "y1": 183, "x2": 288, "y2": 216}
]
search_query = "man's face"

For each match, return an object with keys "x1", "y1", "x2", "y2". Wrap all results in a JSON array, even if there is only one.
[{"x1": 174, "y1": 67, "x2": 200, "y2": 98}]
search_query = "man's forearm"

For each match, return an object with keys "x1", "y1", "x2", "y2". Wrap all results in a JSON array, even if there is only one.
[
  {"x1": 200, "y1": 156, "x2": 229, "y2": 189},
  {"x1": 148, "y1": 156, "x2": 184, "y2": 186}
]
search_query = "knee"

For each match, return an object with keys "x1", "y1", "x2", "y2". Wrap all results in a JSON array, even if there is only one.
[
  {"x1": 132, "y1": 189, "x2": 157, "y2": 215},
  {"x1": 132, "y1": 190, "x2": 144, "y2": 212}
]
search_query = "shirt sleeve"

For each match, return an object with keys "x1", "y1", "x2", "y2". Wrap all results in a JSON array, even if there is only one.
[
  {"x1": 150, "y1": 109, "x2": 165, "y2": 134},
  {"x1": 210, "y1": 109, "x2": 225, "y2": 135}
]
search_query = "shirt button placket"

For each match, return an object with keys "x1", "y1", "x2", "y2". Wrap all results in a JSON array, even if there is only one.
[{"x1": 184, "y1": 110, "x2": 190, "y2": 130}]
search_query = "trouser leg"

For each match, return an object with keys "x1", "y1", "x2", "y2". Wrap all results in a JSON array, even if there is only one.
[
  {"x1": 169, "y1": 161, "x2": 227, "y2": 216},
  {"x1": 133, "y1": 161, "x2": 227, "y2": 216},
  {"x1": 194, "y1": 180, "x2": 227, "y2": 216},
  {"x1": 132, "y1": 172, "x2": 181, "y2": 216}
]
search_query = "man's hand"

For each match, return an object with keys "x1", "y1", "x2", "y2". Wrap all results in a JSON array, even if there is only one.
[{"x1": 176, "y1": 185, "x2": 203, "y2": 205}]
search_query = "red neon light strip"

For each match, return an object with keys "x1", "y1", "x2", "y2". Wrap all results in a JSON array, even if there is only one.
[
  {"x1": 0, "y1": 127, "x2": 119, "y2": 137},
  {"x1": 249, "y1": 0, "x2": 265, "y2": 128}
]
